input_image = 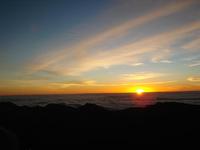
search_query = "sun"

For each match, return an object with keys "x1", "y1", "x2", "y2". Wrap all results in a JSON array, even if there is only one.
[
  {"x1": 136, "y1": 89, "x2": 145, "y2": 95},
  {"x1": 128, "y1": 86, "x2": 153, "y2": 94}
]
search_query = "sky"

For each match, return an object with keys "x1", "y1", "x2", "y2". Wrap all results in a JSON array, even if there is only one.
[{"x1": 0, "y1": 0, "x2": 200, "y2": 95}]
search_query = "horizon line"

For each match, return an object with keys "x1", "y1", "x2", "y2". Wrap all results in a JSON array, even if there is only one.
[{"x1": 1, "y1": 90, "x2": 200, "y2": 97}]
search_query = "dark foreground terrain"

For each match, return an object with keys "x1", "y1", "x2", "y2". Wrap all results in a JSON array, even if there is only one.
[{"x1": 0, "y1": 102, "x2": 200, "y2": 149}]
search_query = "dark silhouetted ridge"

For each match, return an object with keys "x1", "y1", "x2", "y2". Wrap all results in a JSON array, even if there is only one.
[{"x1": 0, "y1": 102, "x2": 200, "y2": 149}]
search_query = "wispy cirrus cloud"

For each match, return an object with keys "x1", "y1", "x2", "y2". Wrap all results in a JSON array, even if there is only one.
[
  {"x1": 188, "y1": 61, "x2": 200, "y2": 67},
  {"x1": 182, "y1": 55, "x2": 200, "y2": 61},
  {"x1": 136, "y1": 80, "x2": 176, "y2": 85},
  {"x1": 187, "y1": 76, "x2": 200, "y2": 82},
  {"x1": 46, "y1": 79, "x2": 176, "y2": 89},
  {"x1": 151, "y1": 49, "x2": 171, "y2": 63},
  {"x1": 160, "y1": 60, "x2": 173, "y2": 64},
  {"x1": 130, "y1": 63, "x2": 144, "y2": 66},
  {"x1": 27, "y1": 0, "x2": 198, "y2": 76},
  {"x1": 48, "y1": 80, "x2": 97, "y2": 88},
  {"x1": 182, "y1": 37, "x2": 200, "y2": 50},
  {"x1": 31, "y1": 20, "x2": 200, "y2": 76},
  {"x1": 47, "y1": 80, "x2": 128, "y2": 89},
  {"x1": 55, "y1": 22, "x2": 200, "y2": 75},
  {"x1": 121, "y1": 72, "x2": 165, "y2": 80}
]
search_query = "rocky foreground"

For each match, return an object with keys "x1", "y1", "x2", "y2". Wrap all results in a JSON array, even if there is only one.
[{"x1": 0, "y1": 102, "x2": 200, "y2": 149}]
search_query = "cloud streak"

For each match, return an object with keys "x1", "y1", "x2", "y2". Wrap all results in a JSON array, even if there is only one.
[
  {"x1": 151, "y1": 49, "x2": 171, "y2": 63},
  {"x1": 188, "y1": 76, "x2": 200, "y2": 82},
  {"x1": 183, "y1": 37, "x2": 200, "y2": 50},
  {"x1": 188, "y1": 61, "x2": 200, "y2": 67},
  {"x1": 28, "y1": 0, "x2": 198, "y2": 75},
  {"x1": 130, "y1": 63, "x2": 144, "y2": 66},
  {"x1": 136, "y1": 80, "x2": 176, "y2": 85},
  {"x1": 47, "y1": 80, "x2": 128, "y2": 89},
  {"x1": 122, "y1": 72, "x2": 165, "y2": 80},
  {"x1": 55, "y1": 20, "x2": 200, "y2": 75}
]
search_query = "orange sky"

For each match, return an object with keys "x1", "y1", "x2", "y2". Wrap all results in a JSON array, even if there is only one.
[{"x1": 0, "y1": 0, "x2": 200, "y2": 95}]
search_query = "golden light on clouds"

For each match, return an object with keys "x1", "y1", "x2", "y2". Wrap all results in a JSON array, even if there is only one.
[
  {"x1": 187, "y1": 76, "x2": 200, "y2": 82},
  {"x1": 1, "y1": 0, "x2": 200, "y2": 95}
]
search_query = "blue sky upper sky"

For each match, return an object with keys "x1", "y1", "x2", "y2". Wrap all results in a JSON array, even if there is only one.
[{"x1": 0, "y1": 0, "x2": 200, "y2": 95}]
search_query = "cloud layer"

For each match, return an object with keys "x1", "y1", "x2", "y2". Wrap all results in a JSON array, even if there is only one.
[
  {"x1": 1, "y1": 0, "x2": 200, "y2": 95},
  {"x1": 28, "y1": 0, "x2": 200, "y2": 76}
]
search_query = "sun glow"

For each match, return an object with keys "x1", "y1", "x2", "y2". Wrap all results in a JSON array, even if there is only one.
[
  {"x1": 128, "y1": 86, "x2": 153, "y2": 94},
  {"x1": 136, "y1": 89, "x2": 145, "y2": 95}
]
